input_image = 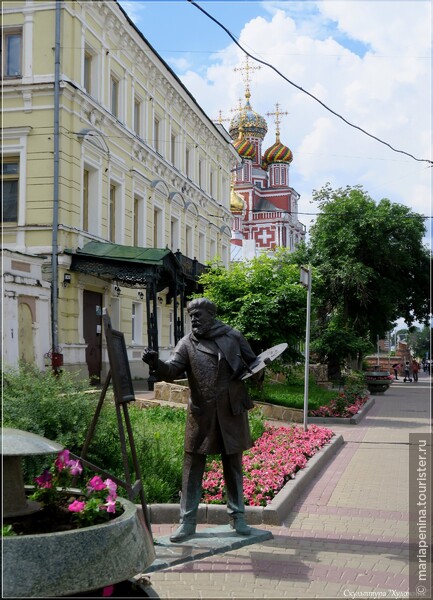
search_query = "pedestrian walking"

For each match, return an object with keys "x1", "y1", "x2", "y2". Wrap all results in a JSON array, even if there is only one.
[
  {"x1": 411, "y1": 359, "x2": 419, "y2": 381},
  {"x1": 392, "y1": 363, "x2": 401, "y2": 380},
  {"x1": 403, "y1": 361, "x2": 412, "y2": 382}
]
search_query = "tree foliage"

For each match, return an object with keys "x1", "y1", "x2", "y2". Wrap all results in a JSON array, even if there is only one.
[
  {"x1": 304, "y1": 183, "x2": 431, "y2": 369},
  {"x1": 404, "y1": 325, "x2": 431, "y2": 359},
  {"x1": 195, "y1": 248, "x2": 308, "y2": 360}
]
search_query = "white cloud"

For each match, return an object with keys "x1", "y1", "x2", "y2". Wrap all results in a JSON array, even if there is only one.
[{"x1": 167, "y1": 56, "x2": 193, "y2": 73}]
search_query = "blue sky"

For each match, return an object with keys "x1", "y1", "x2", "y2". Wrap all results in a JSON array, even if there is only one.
[
  {"x1": 119, "y1": 1, "x2": 432, "y2": 246},
  {"x1": 120, "y1": 1, "x2": 370, "y2": 72}
]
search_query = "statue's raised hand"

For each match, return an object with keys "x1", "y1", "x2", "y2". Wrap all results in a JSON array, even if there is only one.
[{"x1": 142, "y1": 347, "x2": 159, "y2": 369}]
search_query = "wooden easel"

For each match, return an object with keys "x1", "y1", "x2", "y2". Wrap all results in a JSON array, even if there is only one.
[{"x1": 75, "y1": 308, "x2": 152, "y2": 537}]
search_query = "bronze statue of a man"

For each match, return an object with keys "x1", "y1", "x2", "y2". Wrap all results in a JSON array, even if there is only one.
[{"x1": 142, "y1": 298, "x2": 258, "y2": 543}]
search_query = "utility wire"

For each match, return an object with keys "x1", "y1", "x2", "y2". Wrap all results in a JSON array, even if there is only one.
[{"x1": 187, "y1": 0, "x2": 432, "y2": 166}]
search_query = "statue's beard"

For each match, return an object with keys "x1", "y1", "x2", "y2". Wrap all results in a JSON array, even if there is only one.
[{"x1": 192, "y1": 324, "x2": 210, "y2": 336}]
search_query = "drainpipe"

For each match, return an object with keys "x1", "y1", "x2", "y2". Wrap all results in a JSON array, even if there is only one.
[{"x1": 51, "y1": 0, "x2": 61, "y2": 370}]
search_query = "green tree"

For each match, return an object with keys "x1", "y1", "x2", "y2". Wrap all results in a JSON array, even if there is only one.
[
  {"x1": 196, "y1": 248, "x2": 308, "y2": 360},
  {"x1": 406, "y1": 325, "x2": 431, "y2": 359},
  {"x1": 305, "y1": 183, "x2": 431, "y2": 373}
]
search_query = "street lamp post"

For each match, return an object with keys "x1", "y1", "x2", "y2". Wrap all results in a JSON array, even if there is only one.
[{"x1": 300, "y1": 266, "x2": 312, "y2": 432}]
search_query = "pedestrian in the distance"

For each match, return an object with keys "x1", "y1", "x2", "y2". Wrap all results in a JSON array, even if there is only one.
[
  {"x1": 392, "y1": 363, "x2": 400, "y2": 380},
  {"x1": 404, "y1": 361, "x2": 411, "y2": 382},
  {"x1": 411, "y1": 359, "x2": 419, "y2": 382}
]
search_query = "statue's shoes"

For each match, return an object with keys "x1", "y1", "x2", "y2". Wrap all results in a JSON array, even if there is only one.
[
  {"x1": 169, "y1": 523, "x2": 196, "y2": 543},
  {"x1": 231, "y1": 518, "x2": 252, "y2": 536}
]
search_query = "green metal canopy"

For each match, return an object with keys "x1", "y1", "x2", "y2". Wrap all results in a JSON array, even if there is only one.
[
  {"x1": 72, "y1": 241, "x2": 173, "y2": 264},
  {"x1": 65, "y1": 241, "x2": 205, "y2": 290}
]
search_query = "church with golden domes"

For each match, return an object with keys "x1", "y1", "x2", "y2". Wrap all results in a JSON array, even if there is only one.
[{"x1": 226, "y1": 64, "x2": 306, "y2": 260}]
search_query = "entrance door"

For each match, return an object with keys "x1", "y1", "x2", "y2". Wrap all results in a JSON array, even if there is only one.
[{"x1": 83, "y1": 290, "x2": 102, "y2": 384}]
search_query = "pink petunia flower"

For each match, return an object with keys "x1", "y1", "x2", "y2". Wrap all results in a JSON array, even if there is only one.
[
  {"x1": 104, "y1": 478, "x2": 117, "y2": 496},
  {"x1": 55, "y1": 449, "x2": 70, "y2": 471},
  {"x1": 35, "y1": 469, "x2": 53, "y2": 488},
  {"x1": 104, "y1": 495, "x2": 118, "y2": 513},
  {"x1": 87, "y1": 475, "x2": 106, "y2": 492},
  {"x1": 68, "y1": 499, "x2": 86, "y2": 512},
  {"x1": 67, "y1": 459, "x2": 83, "y2": 476}
]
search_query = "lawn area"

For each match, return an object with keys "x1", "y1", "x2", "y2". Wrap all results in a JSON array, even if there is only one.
[
  {"x1": 247, "y1": 368, "x2": 369, "y2": 417},
  {"x1": 248, "y1": 379, "x2": 338, "y2": 411}
]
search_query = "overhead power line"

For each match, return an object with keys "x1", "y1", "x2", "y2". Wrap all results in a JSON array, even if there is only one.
[{"x1": 187, "y1": 0, "x2": 432, "y2": 166}]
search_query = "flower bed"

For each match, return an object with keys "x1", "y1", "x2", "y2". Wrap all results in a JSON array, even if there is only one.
[
  {"x1": 202, "y1": 424, "x2": 334, "y2": 507},
  {"x1": 308, "y1": 392, "x2": 369, "y2": 418}
]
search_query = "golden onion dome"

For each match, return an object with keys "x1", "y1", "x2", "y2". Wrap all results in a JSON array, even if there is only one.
[{"x1": 230, "y1": 186, "x2": 245, "y2": 213}]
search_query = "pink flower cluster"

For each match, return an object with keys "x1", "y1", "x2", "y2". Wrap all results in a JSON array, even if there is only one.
[
  {"x1": 309, "y1": 394, "x2": 368, "y2": 418},
  {"x1": 202, "y1": 424, "x2": 334, "y2": 507},
  {"x1": 35, "y1": 449, "x2": 83, "y2": 489},
  {"x1": 68, "y1": 475, "x2": 119, "y2": 515},
  {"x1": 32, "y1": 449, "x2": 121, "y2": 523}
]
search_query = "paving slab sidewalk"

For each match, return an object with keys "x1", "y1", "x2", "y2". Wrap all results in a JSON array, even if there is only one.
[{"x1": 140, "y1": 372, "x2": 431, "y2": 599}]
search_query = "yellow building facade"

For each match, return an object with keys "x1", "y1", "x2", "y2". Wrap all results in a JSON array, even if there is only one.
[{"x1": 2, "y1": 0, "x2": 238, "y2": 384}]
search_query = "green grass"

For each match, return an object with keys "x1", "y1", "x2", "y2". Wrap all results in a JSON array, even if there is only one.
[{"x1": 248, "y1": 379, "x2": 337, "y2": 411}]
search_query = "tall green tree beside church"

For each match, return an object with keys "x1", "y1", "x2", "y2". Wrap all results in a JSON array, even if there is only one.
[{"x1": 304, "y1": 183, "x2": 431, "y2": 374}]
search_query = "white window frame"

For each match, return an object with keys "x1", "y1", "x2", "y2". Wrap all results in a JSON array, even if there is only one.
[
  {"x1": 199, "y1": 231, "x2": 206, "y2": 262},
  {"x1": 170, "y1": 216, "x2": 180, "y2": 251},
  {"x1": 185, "y1": 224, "x2": 193, "y2": 258},
  {"x1": 185, "y1": 146, "x2": 190, "y2": 178},
  {"x1": 2, "y1": 28, "x2": 22, "y2": 78},
  {"x1": 109, "y1": 175, "x2": 124, "y2": 244},
  {"x1": 2, "y1": 127, "x2": 31, "y2": 231},
  {"x1": 1, "y1": 156, "x2": 19, "y2": 223},
  {"x1": 82, "y1": 161, "x2": 100, "y2": 234},
  {"x1": 153, "y1": 206, "x2": 163, "y2": 247},
  {"x1": 153, "y1": 116, "x2": 160, "y2": 153},
  {"x1": 131, "y1": 302, "x2": 143, "y2": 344},
  {"x1": 134, "y1": 95, "x2": 142, "y2": 137},
  {"x1": 110, "y1": 72, "x2": 120, "y2": 118}
]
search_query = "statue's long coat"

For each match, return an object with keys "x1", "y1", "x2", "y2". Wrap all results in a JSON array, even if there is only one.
[{"x1": 154, "y1": 321, "x2": 257, "y2": 455}]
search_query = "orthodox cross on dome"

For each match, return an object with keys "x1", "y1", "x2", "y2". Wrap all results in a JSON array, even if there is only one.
[
  {"x1": 230, "y1": 98, "x2": 244, "y2": 115},
  {"x1": 266, "y1": 103, "x2": 289, "y2": 143},
  {"x1": 230, "y1": 98, "x2": 248, "y2": 140},
  {"x1": 234, "y1": 55, "x2": 261, "y2": 99},
  {"x1": 213, "y1": 110, "x2": 230, "y2": 124}
]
